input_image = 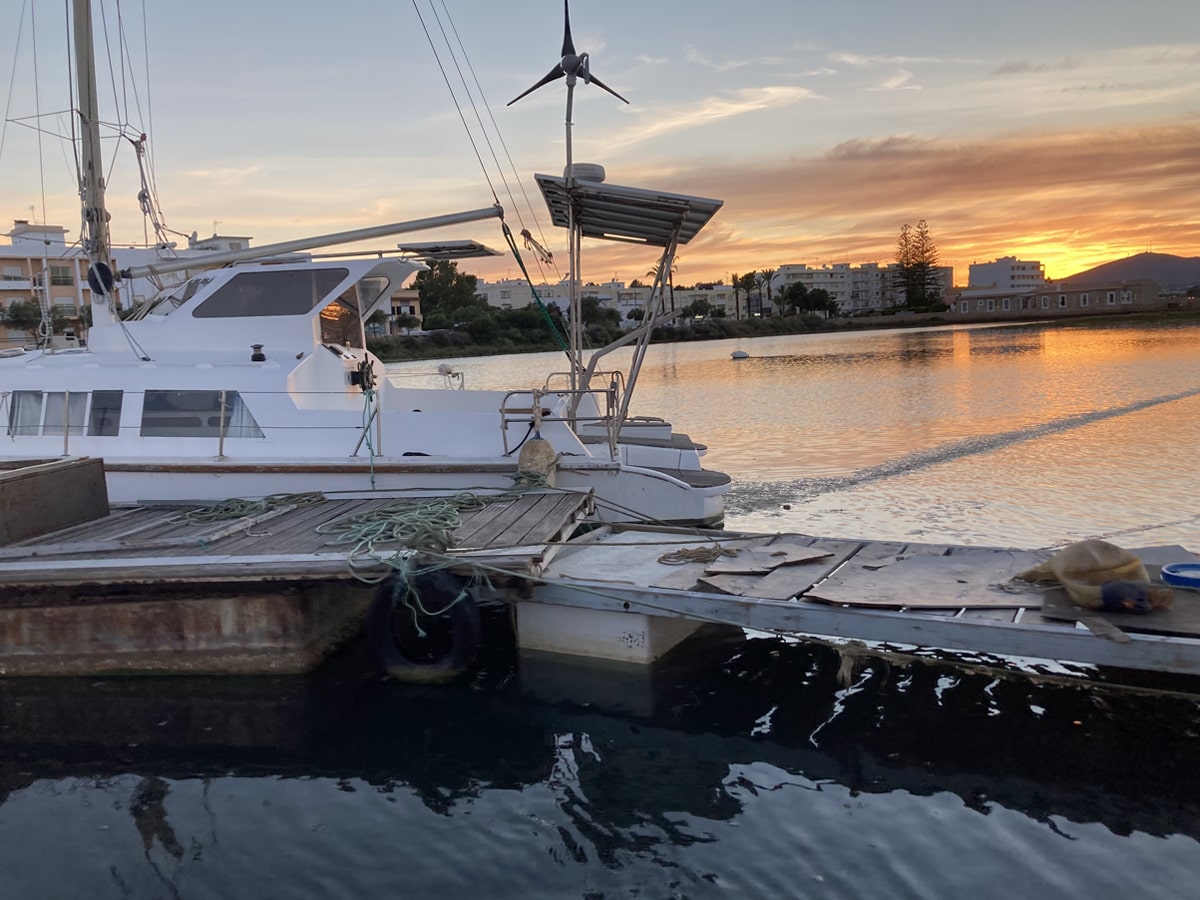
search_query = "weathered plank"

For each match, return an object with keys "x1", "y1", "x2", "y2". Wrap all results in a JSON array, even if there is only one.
[
  {"x1": 807, "y1": 546, "x2": 1045, "y2": 608},
  {"x1": 703, "y1": 543, "x2": 833, "y2": 575}
]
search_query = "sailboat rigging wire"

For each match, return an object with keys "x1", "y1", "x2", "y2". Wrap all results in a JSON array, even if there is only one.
[
  {"x1": 501, "y1": 223, "x2": 571, "y2": 358},
  {"x1": 0, "y1": 2, "x2": 32, "y2": 165},
  {"x1": 410, "y1": 1, "x2": 499, "y2": 207},
  {"x1": 430, "y1": 0, "x2": 562, "y2": 284}
]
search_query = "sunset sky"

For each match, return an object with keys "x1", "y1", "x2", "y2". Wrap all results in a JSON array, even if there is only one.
[{"x1": 2, "y1": 0, "x2": 1197, "y2": 287}]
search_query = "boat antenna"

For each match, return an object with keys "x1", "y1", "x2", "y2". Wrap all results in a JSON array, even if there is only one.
[{"x1": 508, "y1": 0, "x2": 628, "y2": 391}]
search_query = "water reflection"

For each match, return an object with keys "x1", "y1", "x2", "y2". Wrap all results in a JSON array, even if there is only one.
[{"x1": 2, "y1": 621, "x2": 1199, "y2": 897}]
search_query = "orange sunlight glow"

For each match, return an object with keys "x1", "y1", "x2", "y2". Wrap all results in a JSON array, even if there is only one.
[{"x1": 467, "y1": 121, "x2": 1200, "y2": 287}]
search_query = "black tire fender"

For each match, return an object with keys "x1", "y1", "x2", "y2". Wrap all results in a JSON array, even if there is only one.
[{"x1": 365, "y1": 568, "x2": 481, "y2": 684}]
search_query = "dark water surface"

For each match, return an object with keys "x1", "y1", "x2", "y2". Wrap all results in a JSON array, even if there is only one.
[{"x1": 4, "y1": 321, "x2": 1200, "y2": 898}]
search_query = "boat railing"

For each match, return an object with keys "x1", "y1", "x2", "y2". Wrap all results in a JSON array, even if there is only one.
[{"x1": 500, "y1": 377, "x2": 622, "y2": 458}]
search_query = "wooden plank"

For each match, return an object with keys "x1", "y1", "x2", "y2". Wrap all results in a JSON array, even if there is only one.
[
  {"x1": 807, "y1": 546, "x2": 1045, "y2": 608},
  {"x1": 229, "y1": 498, "x2": 367, "y2": 555},
  {"x1": 1039, "y1": 587, "x2": 1200, "y2": 638},
  {"x1": 0, "y1": 552, "x2": 377, "y2": 587},
  {"x1": 503, "y1": 492, "x2": 591, "y2": 547},
  {"x1": 452, "y1": 496, "x2": 528, "y2": 548},
  {"x1": 703, "y1": 539, "x2": 862, "y2": 599},
  {"x1": 703, "y1": 543, "x2": 833, "y2": 575}
]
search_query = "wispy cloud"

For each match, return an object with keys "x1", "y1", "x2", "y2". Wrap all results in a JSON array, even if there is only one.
[
  {"x1": 600, "y1": 86, "x2": 815, "y2": 150},
  {"x1": 870, "y1": 69, "x2": 920, "y2": 92},
  {"x1": 992, "y1": 57, "x2": 1082, "y2": 76},
  {"x1": 682, "y1": 46, "x2": 753, "y2": 74}
]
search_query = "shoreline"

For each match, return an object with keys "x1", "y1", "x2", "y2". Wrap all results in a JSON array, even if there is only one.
[{"x1": 369, "y1": 308, "x2": 1200, "y2": 363}]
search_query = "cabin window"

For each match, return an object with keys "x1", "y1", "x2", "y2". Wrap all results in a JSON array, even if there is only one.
[
  {"x1": 42, "y1": 392, "x2": 88, "y2": 436},
  {"x1": 145, "y1": 276, "x2": 213, "y2": 316},
  {"x1": 192, "y1": 269, "x2": 349, "y2": 318},
  {"x1": 141, "y1": 390, "x2": 264, "y2": 438},
  {"x1": 6, "y1": 390, "x2": 43, "y2": 435},
  {"x1": 88, "y1": 390, "x2": 123, "y2": 436},
  {"x1": 319, "y1": 283, "x2": 365, "y2": 348},
  {"x1": 5, "y1": 390, "x2": 119, "y2": 437}
]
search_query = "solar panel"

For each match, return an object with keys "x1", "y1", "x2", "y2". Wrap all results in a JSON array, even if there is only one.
[{"x1": 534, "y1": 174, "x2": 723, "y2": 247}]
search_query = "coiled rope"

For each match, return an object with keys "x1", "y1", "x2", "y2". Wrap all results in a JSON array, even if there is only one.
[
  {"x1": 179, "y1": 492, "x2": 326, "y2": 524},
  {"x1": 657, "y1": 544, "x2": 741, "y2": 566}
]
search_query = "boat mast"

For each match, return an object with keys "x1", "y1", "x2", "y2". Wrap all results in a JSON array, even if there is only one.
[{"x1": 72, "y1": 0, "x2": 110, "y2": 271}]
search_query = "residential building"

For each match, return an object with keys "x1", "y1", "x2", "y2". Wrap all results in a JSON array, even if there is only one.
[
  {"x1": 968, "y1": 256, "x2": 1047, "y2": 291},
  {"x1": 772, "y1": 262, "x2": 954, "y2": 314},
  {"x1": 948, "y1": 279, "x2": 1162, "y2": 319}
]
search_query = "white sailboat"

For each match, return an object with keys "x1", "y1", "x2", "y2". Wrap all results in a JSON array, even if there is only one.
[{"x1": 0, "y1": 0, "x2": 730, "y2": 526}]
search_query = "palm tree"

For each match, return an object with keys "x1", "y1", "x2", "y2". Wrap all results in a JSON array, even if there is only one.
[
  {"x1": 730, "y1": 272, "x2": 742, "y2": 320},
  {"x1": 736, "y1": 273, "x2": 757, "y2": 316},
  {"x1": 647, "y1": 255, "x2": 680, "y2": 312},
  {"x1": 758, "y1": 268, "x2": 777, "y2": 316}
]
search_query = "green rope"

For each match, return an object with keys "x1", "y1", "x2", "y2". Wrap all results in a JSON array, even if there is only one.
[
  {"x1": 361, "y1": 386, "x2": 377, "y2": 489},
  {"x1": 384, "y1": 554, "x2": 479, "y2": 637},
  {"x1": 501, "y1": 222, "x2": 572, "y2": 358},
  {"x1": 316, "y1": 493, "x2": 491, "y2": 576},
  {"x1": 509, "y1": 470, "x2": 549, "y2": 489},
  {"x1": 180, "y1": 492, "x2": 326, "y2": 524}
]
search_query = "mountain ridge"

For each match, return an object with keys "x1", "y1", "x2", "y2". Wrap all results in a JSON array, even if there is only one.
[{"x1": 1063, "y1": 252, "x2": 1200, "y2": 290}]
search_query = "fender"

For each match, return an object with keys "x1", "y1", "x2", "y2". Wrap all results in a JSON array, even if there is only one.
[{"x1": 366, "y1": 568, "x2": 481, "y2": 683}]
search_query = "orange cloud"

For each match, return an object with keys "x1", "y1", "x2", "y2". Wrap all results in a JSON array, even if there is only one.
[{"x1": 471, "y1": 120, "x2": 1199, "y2": 286}]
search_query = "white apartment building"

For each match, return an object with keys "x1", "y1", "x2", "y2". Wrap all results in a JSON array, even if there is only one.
[
  {"x1": 772, "y1": 262, "x2": 954, "y2": 313},
  {"x1": 0, "y1": 220, "x2": 175, "y2": 347},
  {"x1": 968, "y1": 256, "x2": 1046, "y2": 290}
]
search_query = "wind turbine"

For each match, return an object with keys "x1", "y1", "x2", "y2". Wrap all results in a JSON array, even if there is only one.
[
  {"x1": 508, "y1": 0, "x2": 628, "y2": 388},
  {"x1": 507, "y1": 0, "x2": 629, "y2": 109}
]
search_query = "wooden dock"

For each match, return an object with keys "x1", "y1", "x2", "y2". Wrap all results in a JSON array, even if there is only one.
[
  {"x1": 529, "y1": 525, "x2": 1200, "y2": 679},
  {"x1": 3, "y1": 462, "x2": 1199, "y2": 685},
  {"x1": 0, "y1": 489, "x2": 593, "y2": 675}
]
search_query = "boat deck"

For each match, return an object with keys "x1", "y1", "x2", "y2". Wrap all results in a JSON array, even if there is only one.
[{"x1": 533, "y1": 525, "x2": 1200, "y2": 677}]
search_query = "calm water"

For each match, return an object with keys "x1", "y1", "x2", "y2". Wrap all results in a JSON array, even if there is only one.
[{"x1": 4, "y1": 320, "x2": 1200, "y2": 899}]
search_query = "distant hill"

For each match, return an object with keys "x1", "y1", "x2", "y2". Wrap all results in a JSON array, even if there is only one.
[{"x1": 1063, "y1": 252, "x2": 1200, "y2": 290}]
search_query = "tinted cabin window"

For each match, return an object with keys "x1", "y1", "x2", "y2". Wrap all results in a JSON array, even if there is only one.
[
  {"x1": 88, "y1": 390, "x2": 123, "y2": 436},
  {"x1": 319, "y1": 283, "x2": 365, "y2": 348},
  {"x1": 192, "y1": 269, "x2": 349, "y2": 318},
  {"x1": 141, "y1": 390, "x2": 264, "y2": 438}
]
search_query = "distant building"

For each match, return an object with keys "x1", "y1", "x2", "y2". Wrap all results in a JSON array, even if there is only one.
[
  {"x1": 949, "y1": 279, "x2": 1163, "y2": 319},
  {"x1": 773, "y1": 262, "x2": 954, "y2": 314},
  {"x1": 968, "y1": 256, "x2": 1047, "y2": 291},
  {"x1": 0, "y1": 219, "x2": 172, "y2": 346}
]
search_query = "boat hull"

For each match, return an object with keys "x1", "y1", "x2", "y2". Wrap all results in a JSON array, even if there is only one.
[{"x1": 100, "y1": 457, "x2": 728, "y2": 528}]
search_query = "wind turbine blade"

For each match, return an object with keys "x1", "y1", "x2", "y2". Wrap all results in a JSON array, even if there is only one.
[
  {"x1": 561, "y1": 0, "x2": 576, "y2": 57},
  {"x1": 507, "y1": 65, "x2": 567, "y2": 106},
  {"x1": 586, "y1": 73, "x2": 630, "y2": 104}
]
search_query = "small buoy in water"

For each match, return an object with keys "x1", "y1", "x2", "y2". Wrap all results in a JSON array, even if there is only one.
[{"x1": 731, "y1": 350, "x2": 749, "y2": 360}]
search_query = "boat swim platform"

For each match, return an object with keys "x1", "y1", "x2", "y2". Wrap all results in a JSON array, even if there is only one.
[
  {"x1": 0, "y1": 489, "x2": 593, "y2": 676},
  {"x1": 526, "y1": 525, "x2": 1200, "y2": 679}
]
